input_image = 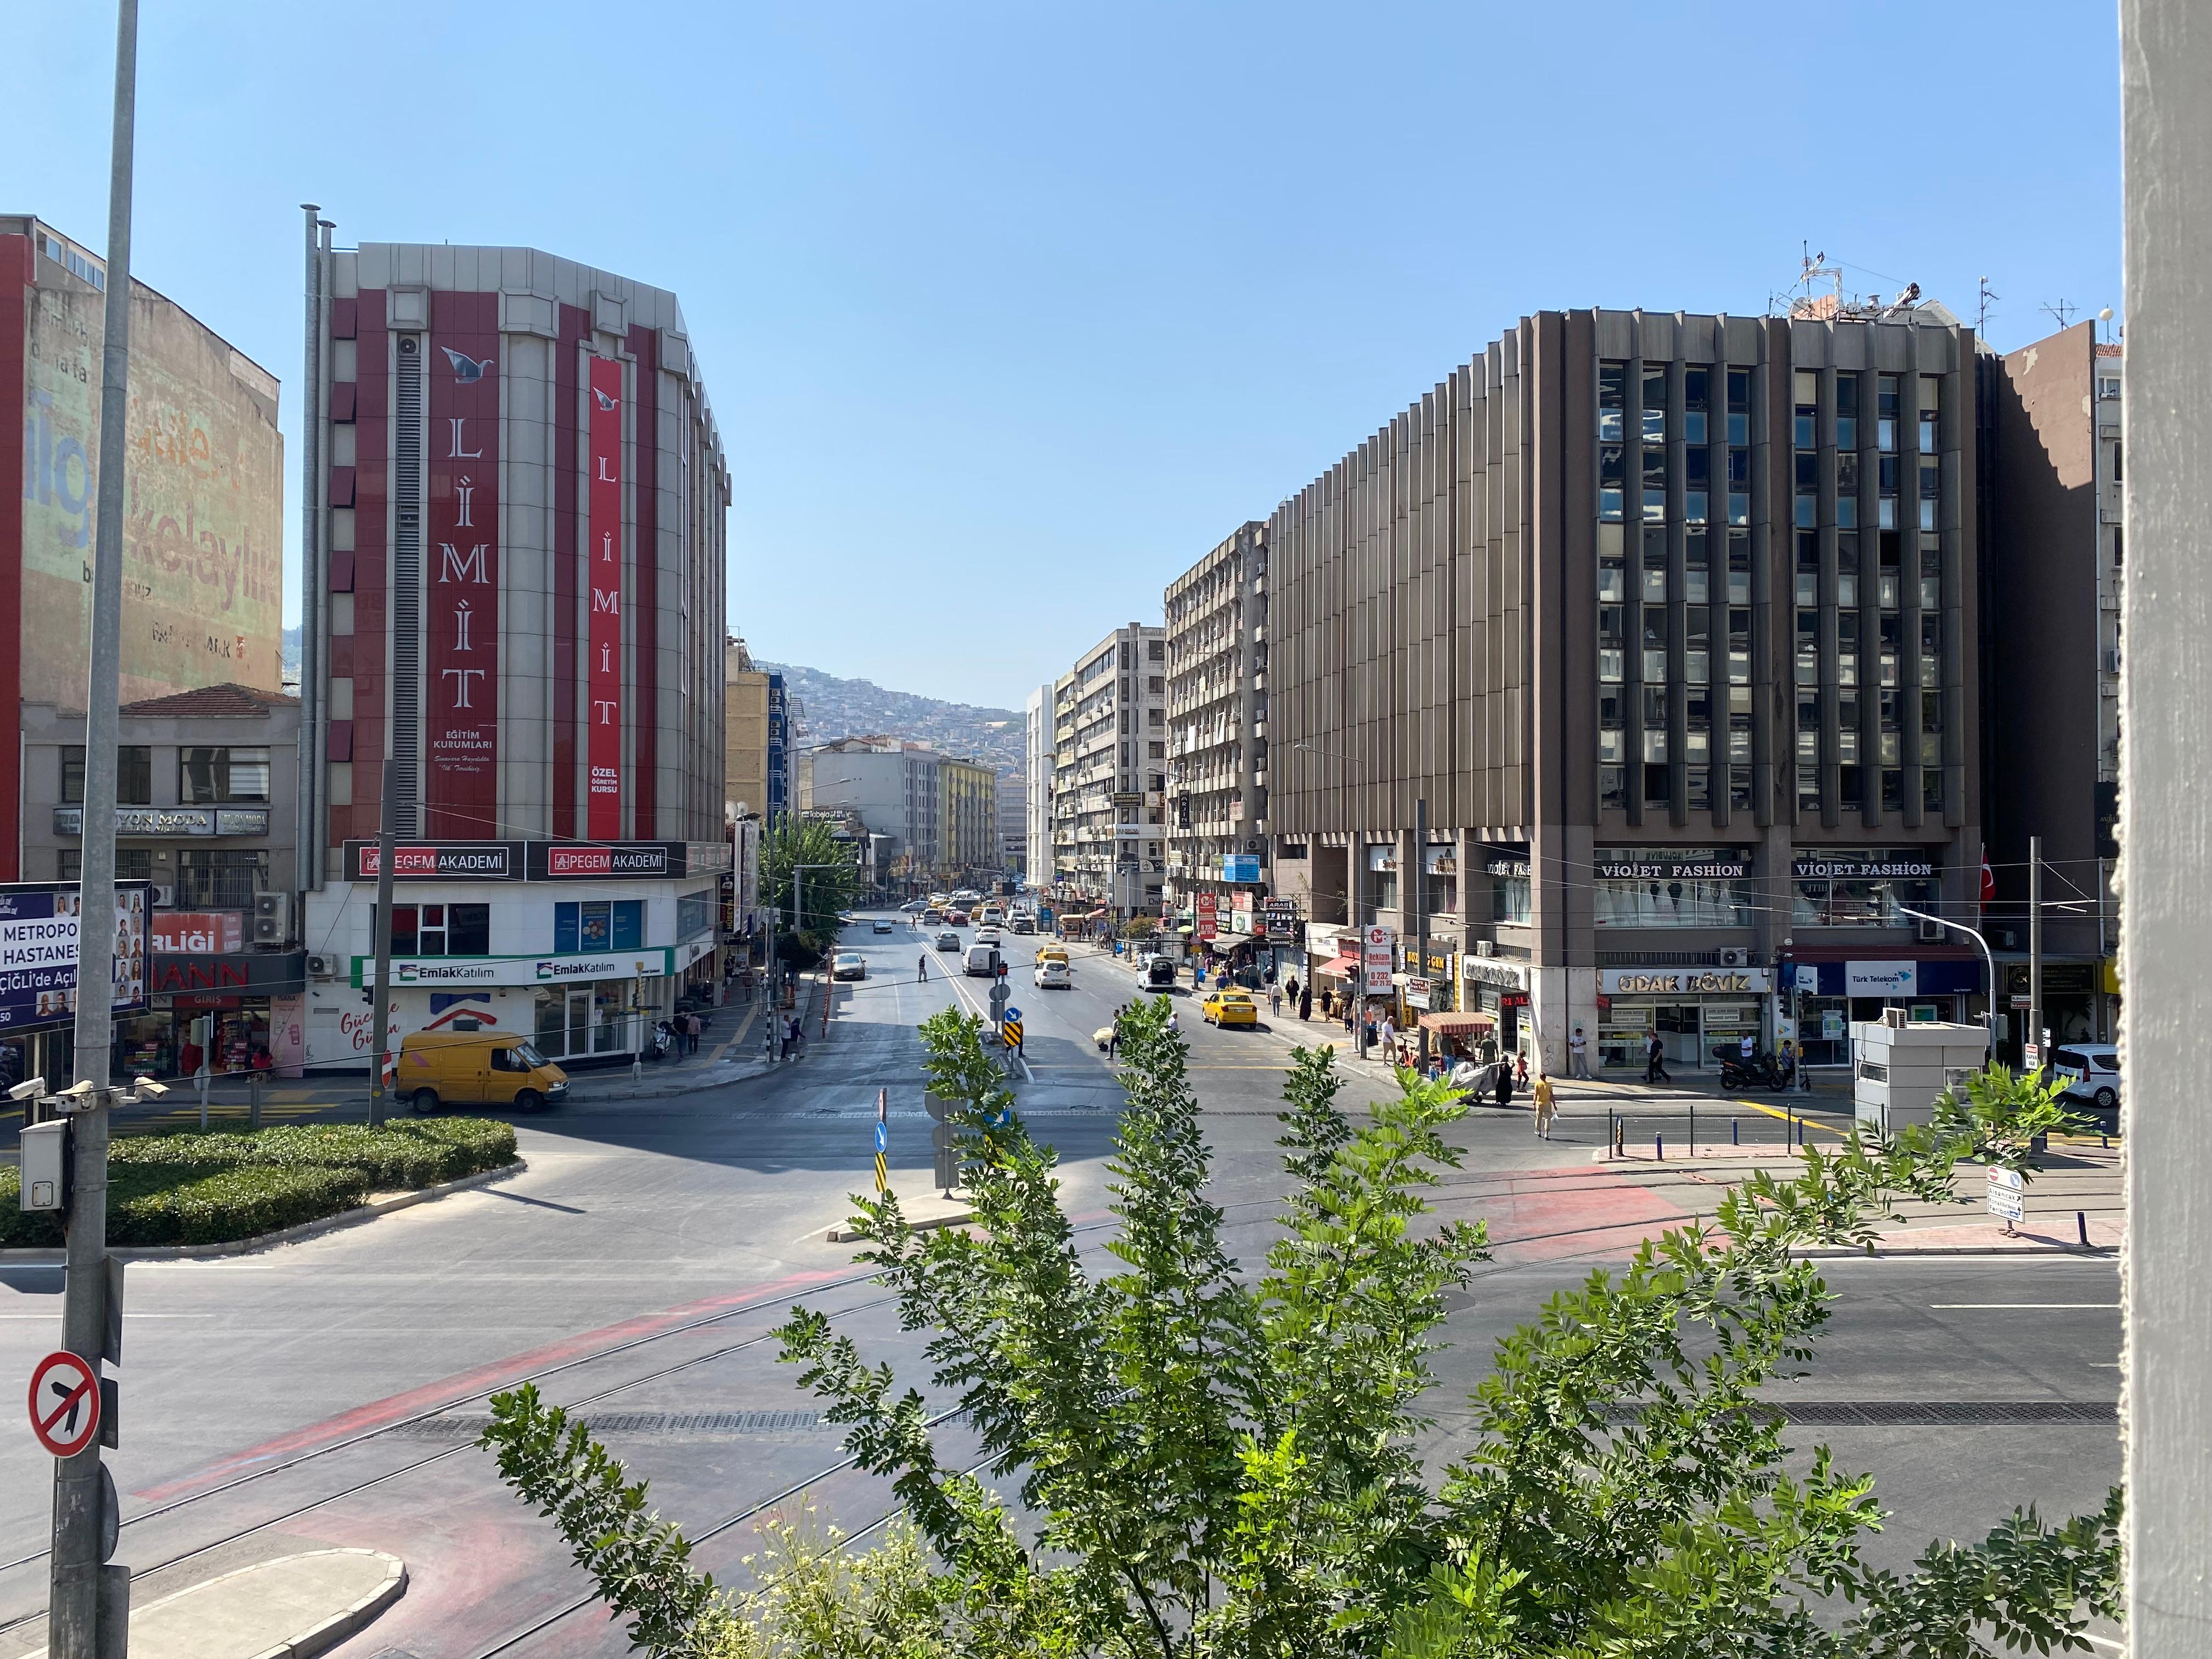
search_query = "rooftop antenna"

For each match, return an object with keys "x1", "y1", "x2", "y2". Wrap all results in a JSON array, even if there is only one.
[
  {"x1": 2041, "y1": 297, "x2": 2081, "y2": 330},
  {"x1": 2099, "y1": 306, "x2": 2116, "y2": 345},
  {"x1": 1977, "y1": 275, "x2": 1998, "y2": 336}
]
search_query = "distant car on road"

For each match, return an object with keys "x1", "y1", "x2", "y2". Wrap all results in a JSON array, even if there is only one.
[
  {"x1": 1145, "y1": 957, "x2": 1178, "y2": 990},
  {"x1": 1009, "y1": 916, "x2": 1036, "y2": 934},
  {"x1": 901, "y1": 900, "x2": 927, "y2": 913},
  {"x1": 934, "y1": 930, "x2": 962, "y2": 951},
  {"x1": 2050, "y1": 1042, "x2": 2121, "y2": 1111},
  {"x1": 964, "y1": 943, "x2": 1000, "y2": 977},
  {"x1": 832, "y1": 952, "x2": 867, "y2": 981},
  {"x1": 944, "y1": 909, "x2": 970, "y2": 926},
  {"x1": 1201, "y1": 990, "x2": 1257, "y2": 1027},
  {"x1": 974, "y1": 926, "x2": 1001, "y2": 947},
  {"x1": 872, "y1": 919, "x2": 894, "y2": 934},
  {"x1": 1034, "y1": 960, "x2": 1071, "y2": 989}
]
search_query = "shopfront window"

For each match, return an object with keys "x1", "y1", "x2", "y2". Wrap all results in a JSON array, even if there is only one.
[
  {"x1": 375, "y1": 902, "x2": 490, "y2": 957},
  {"x1": 555, "y1": 900, "x2": 644, "y2": 952},
  {"x1": 62, "y1": 746, "x2": 152, "y2": 805},
  {"x1": 1592, "y1": 847, "x2": 1754, "y2": 928},
  {"x1": 1482, "y1": 848, "x2": 1531, "y2": 924},
  {"x1": 177, "y1": 849, "x2": 267, "y2": 909},
  {"x1": 1791, "y1": 849, "x2": 1939, "y2": 924},
  {"x1": 179, "y1": 747, "x2": 270, "y2": 804},
  {"x1": 1365, "y1": 845, "x2": 1398, "y2": 915}
]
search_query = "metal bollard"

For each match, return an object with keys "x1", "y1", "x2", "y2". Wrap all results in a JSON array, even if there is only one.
[
  {"x1": 249, "y1": 1073, "x2": 262, "y2": 1132},
  {"x1": 1732, "y1": 1118, "x2": 1739, "y2": 1146},
  {"x1": 2078, "y1": 1210, "x2": 2091, "y2": 1249},
  {"x1": 1606, "y1": 1107, "x2": 1615, "y2": 1159},
  {"x1": 1655, "y1": 1134, "x2": 1663, "y2": 1161}
]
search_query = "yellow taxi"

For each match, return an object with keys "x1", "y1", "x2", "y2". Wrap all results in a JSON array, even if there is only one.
[{"x1": 1201, "y1": 989, "x2": 1259, "y2": 1028}]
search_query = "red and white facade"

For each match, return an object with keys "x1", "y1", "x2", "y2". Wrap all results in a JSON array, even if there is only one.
[{"x1": 300, "y1": 236, "x2": 731, "y2": 1067}]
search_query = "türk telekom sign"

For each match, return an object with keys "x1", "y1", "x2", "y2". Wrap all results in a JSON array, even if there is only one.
[
  {"x1": 427, "y1": 301, "x2": 503, "y2": 834},
  {"x1": 587, "y1": 355, "x2": 625, "y2": 839}
]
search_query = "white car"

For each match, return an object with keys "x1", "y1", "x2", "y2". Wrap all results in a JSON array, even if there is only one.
[
  {"x1": 1034, "y1": 960, "x2": 1071, "y2": 989},
  {"x1": 974, "y1": 926, "x2": 1002, "y2": 947},
  {"x1": 2050, "y1": 1042, "x2": 2121, "y2": 1111}
]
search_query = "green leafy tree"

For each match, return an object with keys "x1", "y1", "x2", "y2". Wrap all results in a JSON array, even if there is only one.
[
  {"x1": 1928, "y1": 1062, "x2": 2096, "y2": 1173},
  {"x1": 763, "y1": 816, "x2": 863, "y2": 961},
  {"x1": 485, "y1": 1000, "x2": 2124, "y2": 1658}
]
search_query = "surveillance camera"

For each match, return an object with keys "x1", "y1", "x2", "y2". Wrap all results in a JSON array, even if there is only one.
[
  {"x1": 7, "y1": 1077, "x2": 44, "y2": 1101},
  {"x1": 134, "y1": 1076, "x2": 169, "y2": 1096},
  {"x1": 58, "y1": 1080, "x2": 97, "y2": 1098}
]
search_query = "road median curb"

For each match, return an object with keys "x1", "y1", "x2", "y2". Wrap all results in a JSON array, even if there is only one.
[{"x1": 0, "y1": 1158, "x2": 526, "y2": 1263}]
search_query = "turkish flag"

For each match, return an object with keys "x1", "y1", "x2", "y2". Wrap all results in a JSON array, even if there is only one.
[{"x1": 1980, "y1": 855, "x2": 1996, "y2": 905}]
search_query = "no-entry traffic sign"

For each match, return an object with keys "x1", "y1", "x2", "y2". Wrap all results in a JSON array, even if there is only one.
[{"x1": 27, "y1": 1350, "x2": 100, "y2": 1458}]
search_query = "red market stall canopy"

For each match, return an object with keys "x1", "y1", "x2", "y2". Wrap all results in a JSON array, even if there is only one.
[{"x1": 1418, "y1": 1011, "x2": 1497, "y2": 1036}]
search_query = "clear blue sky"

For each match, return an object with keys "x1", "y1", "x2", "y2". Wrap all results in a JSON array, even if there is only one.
[{"x1": 8, "y1": 1, "x2": 2120, "y2": 711}]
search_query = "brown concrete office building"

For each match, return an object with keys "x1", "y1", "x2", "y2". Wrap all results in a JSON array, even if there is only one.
[
  {"x1": 1984, "y1": 321, "x2": 2124, "y2": 1056},
  {"x1": 1269, "y1": 306, "x2": 1987, "y2": 1074}
]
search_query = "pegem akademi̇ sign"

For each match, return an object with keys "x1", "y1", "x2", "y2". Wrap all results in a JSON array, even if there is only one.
[
  {"x1": 586, "y1": 354, "x2": 625, "y2": 839},
  {"x1": 426, "y1": 302, "x2": 503, "y2": 834},
  {"x1": 344, "y1": 840, "x2": 523, "y2": 881},
  {"x1": 527, "y1": 842, "x2": 681, "y2": 880}
]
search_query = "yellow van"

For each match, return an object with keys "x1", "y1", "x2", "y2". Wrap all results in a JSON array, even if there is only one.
[{"x1": 399, "y1": 1029, "x2": 569, "y2": 1114}]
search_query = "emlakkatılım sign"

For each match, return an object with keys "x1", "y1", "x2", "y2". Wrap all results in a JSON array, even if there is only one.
[{"x1": 349, "y1": 949, "x2": 674, "y2": 988}]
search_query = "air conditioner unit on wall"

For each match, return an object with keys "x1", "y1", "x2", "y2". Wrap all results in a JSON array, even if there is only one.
[
  {"x1": 306, "y1": 954, "x2": 338, "y2": 979},
  {"x1": 253, "y1": 891, "x2": 293, "y2": 946},
  {"x1": 1718, "y1": 947, "x2": 1750, "y2": 968},
  {"x1": 150, "y1": 885, "x2": 174, "y2": 909},
  {"x1": 1918, "y1": 917, "x2": 1946, "y2": 943}
]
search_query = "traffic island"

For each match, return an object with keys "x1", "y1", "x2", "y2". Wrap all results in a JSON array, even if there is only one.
[
  {"x1": 0, "y1": 1119, "x2": 518, "y2": 1251},
  {"x1": 29, "y1": 1548, "x2": 409, "y2": 1659}
]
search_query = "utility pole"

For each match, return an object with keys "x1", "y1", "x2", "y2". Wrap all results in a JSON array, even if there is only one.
[
  {"x1": 367, "y1": 757, "x2": 398, "y2": 1126},
  {"x1": 2027, "y1": 834, "x2": 2044, "y2": 1072},
  {"x1": 1413, "y1": 798, "x2": 1428, "y2": 1060},
  {"x1": 52, "y1": 5, "x2": 138, "y2": 1652}
]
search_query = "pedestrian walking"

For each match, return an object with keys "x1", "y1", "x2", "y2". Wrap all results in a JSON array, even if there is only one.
[
  {"x1": 918, "y1": 953, "x2": 929, "y2": 981},
  {"x1": 1299, "y1": 989, "x2": 1312, "y2": 1022},
  {"x1": 1379, "y1": 1012, "x2": 1397, "y2": 1056},
  {"x1": 777, "y1": 1018, "x2": 792, "y2": 1061},
  {"x1": 1494, "y1": 1063, "x2": 1514, "y2": 1110},
  {"x1": 1268, "y1": 985, "x2": 1282, "y2": 1018},
  {"x1": 1342, "y1": 1001, "x2": 1356, "y2": 1036},
  {"x1": 1645, "y1": 1031, "x2": 1670, "y2": 1085},
  {"x1": 1569, "y1": 1025, "x2": 1591, "y2": 1079},
  {"x1": 1285, "y1": 975, "x2": 1300, "y2": 1006},
  {"x1": 1532, "y1": 1070, "x2": 1556, "y2": 1138},
  {"x1": 1514, "y1": 1049, "x2": 1528, "y2": 1090}
]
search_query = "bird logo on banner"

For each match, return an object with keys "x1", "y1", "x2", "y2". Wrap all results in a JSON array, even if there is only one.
[
  {"x1": 442, "y1": 347, "x2": 495, "y2": 383},
  {"x1": 592, "y1": 387, "x2": 618, "y2": 411}
]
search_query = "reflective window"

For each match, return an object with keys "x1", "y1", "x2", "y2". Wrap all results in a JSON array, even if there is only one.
[{"x1": 1599, "y1": 361, "x2": 1627, "y2": 442}]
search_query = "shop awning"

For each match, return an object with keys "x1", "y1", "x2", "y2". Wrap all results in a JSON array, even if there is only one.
[{"x1": 1419, "y1": 1011, "x2": 1496, "y2": 1035}]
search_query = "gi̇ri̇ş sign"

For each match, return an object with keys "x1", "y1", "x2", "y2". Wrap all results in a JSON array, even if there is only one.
[{"x1": 0, "y1": 882, "x2": 150, "y2": 1032}]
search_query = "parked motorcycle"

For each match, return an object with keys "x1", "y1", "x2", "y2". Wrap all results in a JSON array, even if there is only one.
[{"x1": 1712, "y1": 1045, "x2": 1788, "y2": 1091}]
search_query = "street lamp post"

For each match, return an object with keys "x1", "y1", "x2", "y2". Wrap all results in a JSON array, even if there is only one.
[{"x1": 1888, "y1": 899, "x2": 1998, "y2": 1053}]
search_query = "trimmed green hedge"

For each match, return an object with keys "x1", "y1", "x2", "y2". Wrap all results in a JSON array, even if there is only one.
[{"x1": 1, "y1": 1118, "x2": 518, "y2": 1248}]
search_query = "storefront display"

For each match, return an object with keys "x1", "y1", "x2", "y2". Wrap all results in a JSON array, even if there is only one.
[
  {"x1": 1592, "y1": 848, "x2": 1754, "y2": 928},
  {"x1": 1791, "y1": 848, "x2": 1939, "y2": 924},
  {"x1": 1595, "y1": 964, "x2": 1772, "y2": 1069},
  {"x1": 1783, "y1": 957, "x2": 1983, "y2": 1065}
]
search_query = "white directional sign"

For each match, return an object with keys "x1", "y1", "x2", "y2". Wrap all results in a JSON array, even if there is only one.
[{"x1": 1987, "y1": 1166, "x2": 2026, "y2": 1223}]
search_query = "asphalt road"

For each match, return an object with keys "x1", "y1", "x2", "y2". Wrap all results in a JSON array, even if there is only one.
[{"x1": 0, "y1": 910, "x2": 2122, "y2": 1655}]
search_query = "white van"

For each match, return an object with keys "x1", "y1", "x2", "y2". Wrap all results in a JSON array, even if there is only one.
[{"x1": 964, "y1": 943, "x2": 1000, "y2": 978}]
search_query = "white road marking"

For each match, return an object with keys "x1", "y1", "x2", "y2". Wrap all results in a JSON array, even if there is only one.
[{"x1": 1929, "y1": 1303, "x2": 2119, "y2": 1310}]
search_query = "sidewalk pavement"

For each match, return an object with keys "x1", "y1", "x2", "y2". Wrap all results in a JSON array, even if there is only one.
[
  {"x1": 19, "y1": 1549, "x2": 404, "y2": 1659},
  {"x1": 46, "y1": 980, "x2": 830, "y2": 1133},
  {"x1": 1583, "y1": 1141, "x2": 2123, "y2": 1255}
]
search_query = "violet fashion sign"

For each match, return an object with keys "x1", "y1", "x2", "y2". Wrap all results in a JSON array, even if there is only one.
[
  {"x1": 1593, "y1": 848, "x2": 1754, "y2": 881},
  {"x1": 426, "y1": 302, "x2": 501, "y2": 834}
]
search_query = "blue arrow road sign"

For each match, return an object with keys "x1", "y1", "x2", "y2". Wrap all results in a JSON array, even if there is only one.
[
  {"x1": 874, "y1": 1121, "x2": 888, "y2": 1152},
  {"x1": 1003, "y1": 1005, "x2": 1022, "y2": 1023}
]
